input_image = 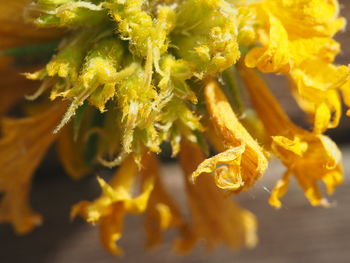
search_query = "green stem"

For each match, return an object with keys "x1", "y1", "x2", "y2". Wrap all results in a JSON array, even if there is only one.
[
  {"x1": 222, "y1": 66, "x2": 245, "y2": 116},
  {"x1": 0, "y1": 41, "x2": 59, "y2": 57}
]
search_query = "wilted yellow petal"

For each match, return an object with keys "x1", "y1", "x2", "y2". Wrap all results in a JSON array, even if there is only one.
[
  {"x1": 268, "y1": 171, "x2": 291, "y2": 209},
  {"x1": 141, "y1": 153, "x2": 195, "y2": 252},
  {"x1": 245, "y1": 0, "x2": 348, "y2": 131},
  {"x1": 245, "y1": 13, "x2": 290, "y2": 73},
  {"x1": 246, "y1": 0, "x2": 345, "y2": 76},
  {"x1": 180, "y1": 139, "x2": 258, "y2": 249},
  {"x1": 289, "y1": 60, "x2": 349, "y2": 131},
  {"x1": 192, "y1": 146, "x2": 245, "y2": 191},
  {"x1": 0, "y1": 103, "x2": 65, "y2": 234},
  {"x1": 271, "y1": 136, "x2": 308, "y2": 156},
  {"x1": 72, "y1": 155, "x2": 154, "y2": 255},
  {"x1": 192, "y1": 80, "x2": 267, "y2": 193},
  {"x1": 240, "y1": 66, "x2": 343, "y2": 207}
]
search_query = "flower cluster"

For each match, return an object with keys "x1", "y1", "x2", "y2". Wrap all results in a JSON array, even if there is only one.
[{"x1": 0, "y1": 0, "x2": 349, "y2": 256}]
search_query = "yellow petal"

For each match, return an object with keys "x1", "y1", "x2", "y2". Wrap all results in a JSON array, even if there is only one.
[
  {"x1": 245, "y1": 13, "x2": 290, "y2": 73},
  {"x1": 239, "y1": 65, "x2": 343, "y2": 207},
  {"x1": 180, "y1": 139, "x2": 258, "y2": 249},
  {"x1": 192, "y1": 146, "x2": 245, "y2": 191},
  {"x1": 263, "y1": 0, "x2": 345, "y2": 38},
  {"x1": 141, "y1": 153, "x2": 195, "y2": 251},
  {"x1": 72, "y1": 155, "x2": 154, "y2": 255},
  {"x1": 192, "y1": 80, "x2": 267, "y2": 193},
  {"x1": 0, "y1": 103, "x2": 65, "y2": 234},
  {"x1": 268, "y1": 171, "x2": 291, "y2": 209},
  {"x1": 313, "y1": 103, "x2": 331, "y2": 134},
  {"x1": 289, "y1": 60, "x2": 349, "y2": 131},
  {"x1": 271, "y1": 136, "x2": 308, "y2": 157},
  {"x1": 289, "y1": 37, "x2": 340, "y2": 65},
  {"x1": 339, "y1": 80, "x2": 350, "y2": 116},
  {"x1": 247, "y1": 0, "x2": 345, "y2": 73}
]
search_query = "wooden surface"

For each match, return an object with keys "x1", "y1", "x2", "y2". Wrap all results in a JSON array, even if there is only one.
[{"x1": 0, "y1": 147, "x2": 350, "y2": 263}]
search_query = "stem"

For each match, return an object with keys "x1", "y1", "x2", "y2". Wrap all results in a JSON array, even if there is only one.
[{"x1": 222, "y1": 66, "x2": 245, "y2": 116}]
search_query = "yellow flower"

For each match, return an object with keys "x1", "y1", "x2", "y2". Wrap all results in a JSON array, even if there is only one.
[
  {"x1": 245, "y1": 0, "x2": 349, "y2": 131},
  {"x1": 0, "y1": 0, "x2": 349, "y2": 257},
  {"x1": 246, "y1": 0, "x2": 345, "y2": 73},
  {"x1": 239, "y1": 65, "x2": 343, "y2": 208}
]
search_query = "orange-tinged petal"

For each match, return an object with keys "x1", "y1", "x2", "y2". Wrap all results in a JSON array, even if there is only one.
[
  {"x1": 0, "y1": 103, "x2": 65, "y2": 233},
  {"x1": 192, "y1": 146, "x2": 245, "y2": 190},
  {"x1": 141, "y1": 153, "x2": 195, "y2": 252},
  {"x1": 192, "y1": 80, "x2": 267, "y2": 193},
  {"x1": 180, "y1": 139, "x2": 258, "y2": 249}
]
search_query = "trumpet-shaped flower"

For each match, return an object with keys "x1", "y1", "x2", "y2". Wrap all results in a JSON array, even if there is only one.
[
  {"x1": 239, "y1": 66, "x2": 343, "y2": 208},
  {"x1": 245, "y1": 0, "x2": 349, "y2": 130}
]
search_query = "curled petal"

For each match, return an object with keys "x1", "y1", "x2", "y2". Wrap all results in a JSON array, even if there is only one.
[
  {"x1": 195, "y1": 80, "x2": 267, "y2": 193},
  {"x1": 192, "y1": 146, "x2": 245, "y2": 191},
  {"x1": 180, "y1": 139, "x2": 258, "y2": 249}
]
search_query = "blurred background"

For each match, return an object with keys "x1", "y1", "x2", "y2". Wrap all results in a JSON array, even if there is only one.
[{"x1": 1, "y1": 1, "x2": 350, "y2": 263}]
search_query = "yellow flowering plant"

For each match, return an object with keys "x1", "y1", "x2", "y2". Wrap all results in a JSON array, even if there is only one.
[{"x1": 0, "y1": 0, "x2": 349, "y2": 256}]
